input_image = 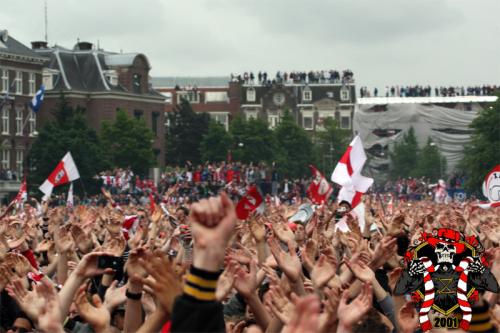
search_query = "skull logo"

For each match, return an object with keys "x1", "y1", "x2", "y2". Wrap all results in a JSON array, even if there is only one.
[{"x1": 435, "y1": 242, "x2": 456, "y2": 264}]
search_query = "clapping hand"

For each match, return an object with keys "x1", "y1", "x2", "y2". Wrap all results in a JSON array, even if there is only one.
[
  {"x1": 74, "y1": 285, "x2": 111, "y2": 333},
  {"x1": 268, "y1": 237, "x2": 302, "y2": 283},
  {"x1": 337, "y1": 282, "x2": 373, "y2": 331}
]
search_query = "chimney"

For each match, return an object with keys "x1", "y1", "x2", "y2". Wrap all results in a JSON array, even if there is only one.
[
  {"x1": 31, "y1": 41, "x2": 48, "y2": 49},
  {"x1": 74, "y1": 41, "x2": 93, "y2": 51}
]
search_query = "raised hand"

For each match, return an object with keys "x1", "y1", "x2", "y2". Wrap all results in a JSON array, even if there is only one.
[
  {"x1": 249, "y1": 217, "x2": 266, "y2": 243},
  {"x1": 35, "y1": 279, "x2": 64, "y2": 333},
  {"x1": 73, "y1": 251, "x2": 115, "y2": 278},
  {"x1": 189, "y1": 193, "x2": 236, "y2": 272},
  {"x1": 346, "y1": 260, "x2": 375, "y2": 283},
  {"x1": 6, "y1": 278, "x2": 45, "y2": 321},
  {"x1": 398, "y1": 302, "x2": 419, "y2": 333},
  {"x1": 268, "y1": 237, "x2": 302, "y2": 283},
  {"x1": 4, "y1": 253, "x2": 32, "y2": 277},
  {"x1": 216, "y1": 260, "x2": 238, "y2": 301},
  {"x1": 337, "y1": 282, "x2": 373, "y2": 331},
  {"x1": 266, "y1": 285, "x2": 294, "y2": 324},
  {"x1": 54, "y1": 227, "x2": 74, "y2": 254},
  {"x1": 102, "y1": 236, "x2": 126, "y2": 257},
  {"x1": 311, "y1": 254, "x2": 337, "y2": 289},
  {"x1": 139, "y1": 251, "x2": 182, "y2": 314},
  {"x1": 233, "y1": 259, "x2": 258, "y2": 298},
  {"x1": 126, "y1": 247, "x2": 149, "y2": 282},
  {"x1": 281, "y1": 294, "x2": 321, "y2": 333},
  {"x1": 272, "y1": 222, "x2": 295, "y2": 244},
  {"x1": 74, "y1": 285, "x2": 111, "y2": 333},
  {"x1": 103, "y1": 280, "x2": 127, "y2": 312},
  {"x1": 0, "y1": 263, "x2": 16, "y2": 291},
  {"x1": 370, "y1": 236, "x2": 397, "y2": 269}
]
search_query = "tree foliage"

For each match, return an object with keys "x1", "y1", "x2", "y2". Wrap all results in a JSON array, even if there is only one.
[
  {"x1": 166, "y1": 99, "x2": 209, "y2": 165},
  {"x1": 200, "y1": 121, "x2": 232, "y2": 162},
  {"x1": 413, "y1": 138, "x2": 446, "y2": 182},
  {"x1": 461, "y1": 95, "x2": 500, "y2": 194},
  {"x1": 274, "y1": 110, "x2": 314, "y2": 178},
  {"x1": 229, "y1": 115, "x2": 276, "y2": 163},
  {"x1": 313, "y1": 117, "x2": 351, "y2": 174},
  {"x1": 389, "y1": 127, "x2": 419, "y2": 179},
  {"x1": 100, "y1": 109, "x2": 155, "y2": 175},
  {"x1": 29, "y1": 94, "x2": 107, "y2": 195}
]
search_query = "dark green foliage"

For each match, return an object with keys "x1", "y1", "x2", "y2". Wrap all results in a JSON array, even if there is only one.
[
  {"x1": 200, "y1": 121, "x2": 232, "y2": 162},
  {"x1": 460, "y1": 95, "x2": 500, "y2": 194},
  {"x1": 389, "y1": 127, "x2": 419, "y2": 179},
  {"x1": 166, "y1": 98, "x2": 209, "y2": 165},
  {"x1": 100, "y1": 109, "x2": 155, "y2": 175},
  {"x1": 29, "y1": 94, "x2": 107, "y2": 195}
]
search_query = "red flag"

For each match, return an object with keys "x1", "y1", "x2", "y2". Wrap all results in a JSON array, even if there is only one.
[
  {"x1": 149, "y1": 192, "x2": 155, "y2": 214},
  {"x1": 236, "y1": 185, "x2": 263, "y2": 220},
  {"x1": 14, "y1": 177, "x2": 27, "y2": 206},
  {"x1": 39, "y1": 152, "x2": 80, "y2": 199},
  {"x1": 307, "y1": 165, "x2": 333, "y2": 205}
]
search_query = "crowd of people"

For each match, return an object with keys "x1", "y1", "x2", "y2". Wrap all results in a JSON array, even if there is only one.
[
  {"x1": 359, "y1": 85, "x2": 498, "y2": 98},
  {"x1": 231, "y1": 70, "x2": 355, "y2": 85},
  {"x1": 0, "y1": 176, "x2": 498, "y2": 333}
]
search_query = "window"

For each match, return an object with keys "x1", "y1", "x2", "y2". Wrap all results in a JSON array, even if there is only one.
[
  {"x1": 104, "y1": 70, "x2": 118, "y2": 85},
  {"x1": 210, "y1": 112, "x2": 229, "y2": 131},
  {"x1": 1, "y1": 69, "x2": 8, "y2": 93},
  {"x1": 15, "y1": 71, "x2": 22, "y2": 95},
  {"x1": 1, "y1": 149, "x2": 9, "y2": 170},
  {"x1": 132, "y1": 74, "x2": 142, "y2": 94},
  {"x1": 341, "y1": 116, "x2": 350, "y2": 129},
  {"x1": 245, "y1": 110, "x2": 258, "y2": 120},
  {"x1": 303, "y1": 116, "x2": 313, "y2": 130},
  {"x1": 205, "y1": 91, "x2": 228, "y2": 103},
  {"x1": 177, "y1": 91, "x2": 200, "y2": 104},
  {"x1": 15, "y1": 108, "x2": 22, "y2": 135},
  {"x1": 152, "y1": 112, "x2": 159, "y2": 136},
  {"x1": 29, "y1": 73, "x2": 36, "y2": 96},
  {"x1": 29, "y1": 112, "x2": 36, "y2": 136},
  {"x1": 302, "y1": 88, "x2": 312, "y2": 102},
  {"x1": 42, "y1": 69, "x2": 55, "y2": 90},
  {"x1": 2, "y1": 107, "x2": 9, "y2": 134},
  {"x1": 246, "y1": 88, "x2": 256, "y2": 102},
  {"x1": 340, "y1": 87, "x2": 350, "y2": 101},
  {"x1": 268, "y1": 114, "x2": 280, "y2": 129},
  {"x1": 16, "y1": 150, "x2": 23, "y2": 175},
  {"x1": 134, "y1": 110, "x2": 143, "y2": 120}
]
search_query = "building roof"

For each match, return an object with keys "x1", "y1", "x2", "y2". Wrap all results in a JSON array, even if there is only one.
[
  {"x1": 357, "y1": 95, "x2": 498, "y2": 105},
  {"x1": 0, "y1": 30, "x2": 47, "y2": 62},
  {"x1": 151, "y1": 76, "x2": 230, "y2": 88},
  {"x1": 105, "y1": 53, "x2": 150, "y2": 69}
]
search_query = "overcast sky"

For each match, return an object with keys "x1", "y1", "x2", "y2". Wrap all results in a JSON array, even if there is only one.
[{"x1": 2, "y1": 0, "x2": 499, "y2": 89}]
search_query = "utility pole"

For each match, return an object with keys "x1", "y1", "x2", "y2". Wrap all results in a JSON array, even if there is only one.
[{"x1": 44, "y1": 0, "x2": 48, "y2": 43}]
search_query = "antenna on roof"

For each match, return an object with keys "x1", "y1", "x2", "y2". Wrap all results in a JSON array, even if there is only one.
[{"x1": 44, "y1": 0, "x2": 48, "y2": 43}]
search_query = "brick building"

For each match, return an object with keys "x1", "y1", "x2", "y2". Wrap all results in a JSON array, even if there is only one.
[
  {"x1": 0, "y1": 30, "x2": 46, "y2": 181},
  {"x1": 154, "y1": 74, "x2": 356, "y2": 132},
  {"x1": 33, "y1": 40, "x2": 166, "y2": 167}
]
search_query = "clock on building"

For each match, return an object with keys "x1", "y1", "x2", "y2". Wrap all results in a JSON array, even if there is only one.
[{"x1": 273, "y1": 92, "x2": 286, "y2": 106}]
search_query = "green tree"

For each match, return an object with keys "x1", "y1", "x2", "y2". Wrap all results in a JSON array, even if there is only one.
[
  {"x1": 29, "y1": 94, "x2": 107, "y2": 195},
  {"x1": 461, "y1": 95, "x2": 500, "y2": 194},
  {"x1": 229, "y1": 115, "x2": 276, "y2": 163},
  {"x1": 389, "y1": 127, "x2": 419, "y2": 179},
  {"x1": 274, "y1": 110, "x2": 314, "y2": 178},
  {"x1": 200, "y1": 121, "x2": 232, "y2": 162},
  {"x1": 413, "y1": 138, "x2": 447, "y2": 182},
  {"x1": 313, "y1": 117, "x2": 351, "y2": 174},
  {"x1": 100, "y1": 109, "x2": 155, "y2": 175},
  {"x1": 166, "y1": 99, "x2": 209, "y2": 165}
]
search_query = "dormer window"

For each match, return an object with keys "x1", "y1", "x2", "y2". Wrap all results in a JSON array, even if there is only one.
[
  {"x1": 105, "y1": 70, "x2": 118, "y2": 86},
  {"x1": 340, "y1": 86, "x2": 350, "y2": 101},
  {"x1": 247, "y1": 88, "x2": 256, "y2": 102},
  {"x1": 132, "y1": 74, "x2": 142, "y2": 94},
  {"x1": 302, "y1": 87, "x2": 312, "y2": 102},
  {"x1": 42, "y1": 68, "x2": 59, "y2": 90}
]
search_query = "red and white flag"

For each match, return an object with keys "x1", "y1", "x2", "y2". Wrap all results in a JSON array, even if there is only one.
[
  {"x1": 39, "y1": 152, "x2": 80, "y2": 200},
  {"x1": 477, "y1": 165, "x2": 500, "y2": 209},
  {"x1": 236, "y1": 185, "x2": 264, "y2": 220},
  {"x1": 331, "y1": 136, "x2": 373, "y2": 208},
  {"x1": 13, "y1": 177, "x2": 28, "y2": 208},
  {"x1": 307, "y1": 165, "x2": 333, "y2": 205}
]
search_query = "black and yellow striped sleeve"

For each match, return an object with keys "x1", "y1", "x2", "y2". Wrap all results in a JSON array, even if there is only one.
[{"x1": 183, "y1": 266, "x2": 221, "y2": 302}]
